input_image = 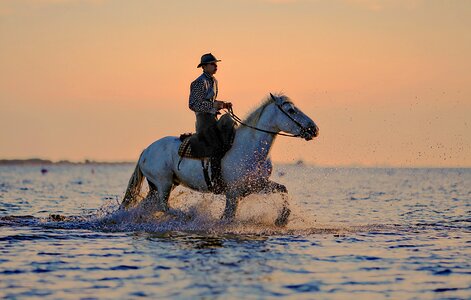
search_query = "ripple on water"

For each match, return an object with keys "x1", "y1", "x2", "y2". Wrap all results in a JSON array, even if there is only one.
[{"x1": 284, "y1": 281, "x2": 322, "y2": 293}]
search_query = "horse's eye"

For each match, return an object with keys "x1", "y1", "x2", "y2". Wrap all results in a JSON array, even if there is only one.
[{"x1": 288, "y1": 108, "x2": 296, "y2": 114}]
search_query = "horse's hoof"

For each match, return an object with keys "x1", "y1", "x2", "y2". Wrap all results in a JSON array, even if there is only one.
[
  {"x1": 276, "y1": 184, "x2": 288, "y2": 194},
  {"x1": 274, "y1": 206, "x2": 291, "y2": 227}
]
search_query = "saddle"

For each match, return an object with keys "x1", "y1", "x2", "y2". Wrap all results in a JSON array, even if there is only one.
[
  {"x1": 178, "y1": 135, "x2": 196, "y2": 158},
  {"x1": 177, "y1": 114, "x2": 236, "y2": 194}
]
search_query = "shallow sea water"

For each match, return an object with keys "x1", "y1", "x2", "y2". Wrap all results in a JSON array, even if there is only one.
[{"x1": 0, "y1": 164, "x2": 470, "y2": 299}]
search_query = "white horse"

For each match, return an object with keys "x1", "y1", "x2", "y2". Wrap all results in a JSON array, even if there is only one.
[{"x1": 120, "y1": 93, "x2": 319, "y2": 226}]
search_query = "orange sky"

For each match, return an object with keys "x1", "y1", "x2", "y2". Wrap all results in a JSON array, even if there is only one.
[{"x1": 1, "y1": 0, "x2": 470, "y2": 166}]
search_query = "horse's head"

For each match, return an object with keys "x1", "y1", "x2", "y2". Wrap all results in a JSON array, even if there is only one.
[{"x1": 269, "y1": 93, "x2": 319, "y2": 141}]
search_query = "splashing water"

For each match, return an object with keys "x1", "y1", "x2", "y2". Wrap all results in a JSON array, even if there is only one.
[
  {"x1": 0, "y1": 165, "x2": 437, "y2": 236},
  {"x1": 3, "y1": 186, "x2": 372, "y2": 236},
  {"x1": 95, "y1": 188, "x2": 360, "y2": 235}
]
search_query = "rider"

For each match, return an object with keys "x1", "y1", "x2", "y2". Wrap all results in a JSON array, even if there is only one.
[
  {"x1": 189, "y1": 53, "x2": 232, "y2": 135},
  {"x1": 187, "y1": 53, "x2": 235, "y2": 193}
]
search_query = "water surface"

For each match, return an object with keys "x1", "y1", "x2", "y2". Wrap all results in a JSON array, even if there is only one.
[{"x1": 1, "y1": 165, "x2": 470, "y2": 299}]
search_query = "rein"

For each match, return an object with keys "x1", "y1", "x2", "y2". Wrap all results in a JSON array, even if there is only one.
[{"x1": 226, "y1": 105, "x2": 301, "y2": 138}]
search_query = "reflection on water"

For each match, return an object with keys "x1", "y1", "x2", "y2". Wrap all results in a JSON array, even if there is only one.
[{"x1": 0, "y1": 165, "x2": 470, "y2": 299}]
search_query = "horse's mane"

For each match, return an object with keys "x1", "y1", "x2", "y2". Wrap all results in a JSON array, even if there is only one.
[{"x1": 243, "y1": 93, "x2": 292, "y2": 126}]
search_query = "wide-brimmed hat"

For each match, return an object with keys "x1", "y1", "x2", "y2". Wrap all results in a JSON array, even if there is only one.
[{"x1": 197, "y1": 53, "x2": 221, "y2": 68}]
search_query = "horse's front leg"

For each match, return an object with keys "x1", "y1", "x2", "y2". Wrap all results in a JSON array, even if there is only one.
[
  {"x1": 221, "y1": 189, "x2": 241, "y2": 221},
  {"x1": 274, "y1": 193, "x2": 291, "y2": 227},
  {"x1": 261, "y1": 180, "x2": 288, "y2": 194},
  {"x1": 260, "y1": 180, "x2": 290, "y2": 227}
]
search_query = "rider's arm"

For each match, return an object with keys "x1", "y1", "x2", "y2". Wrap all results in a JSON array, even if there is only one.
[{"x1": 189, "y1": 79, "x2": 217, "y2": 113}]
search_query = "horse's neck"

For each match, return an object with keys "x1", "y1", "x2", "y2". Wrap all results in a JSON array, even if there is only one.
[{"x1": 229, "y1": 105, "x2": 278, "y2": 164}]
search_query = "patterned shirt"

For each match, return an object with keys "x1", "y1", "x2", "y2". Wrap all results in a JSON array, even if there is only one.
[{"x1": 189, "y1": 71, "x2": 219, "y2": 114}]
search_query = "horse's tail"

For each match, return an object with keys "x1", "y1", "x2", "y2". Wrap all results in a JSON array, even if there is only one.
[{"x1": 120, "y1": 150, "x2": 145, "y2": 210}]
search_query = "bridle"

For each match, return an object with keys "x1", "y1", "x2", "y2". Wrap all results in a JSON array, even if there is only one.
[{"x1": 226, "y1": 93, "x2": 308, "y2": 138}]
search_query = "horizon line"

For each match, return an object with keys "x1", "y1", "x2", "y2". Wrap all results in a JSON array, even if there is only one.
[{"x1": 1, "y1": 158, "x2": 470, "y2": 169}]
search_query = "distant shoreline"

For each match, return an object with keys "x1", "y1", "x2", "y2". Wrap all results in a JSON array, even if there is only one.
[
  {"x1": 0, "y1": 159, "x2": 134, "y2": 166},
  {"x1": 0, "y1": 158, "x2": 469, "y2": 169}
]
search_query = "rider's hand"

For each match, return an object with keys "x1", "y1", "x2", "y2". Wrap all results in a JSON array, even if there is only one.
[
  {"x1": 213, "y1": 100, "x2": 225, "y2": 110},
  {"x1": 223, "y1": 102, "x2": 233, "y2": 109}
]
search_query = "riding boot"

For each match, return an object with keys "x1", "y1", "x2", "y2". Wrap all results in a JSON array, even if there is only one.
[{"x1": 210, "y1": 155, "x2": 225, "y2": 194}]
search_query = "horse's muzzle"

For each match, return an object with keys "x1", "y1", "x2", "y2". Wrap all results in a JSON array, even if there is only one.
[{"x1": 301, "y1": 125, "x2": 319, "y2": 141}]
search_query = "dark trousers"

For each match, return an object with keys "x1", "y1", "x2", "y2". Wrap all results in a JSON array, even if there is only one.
[
  {"x1": 189, "y1": 112, "x2": 235, "y2": 193},
  {"x1": 191, "y1": 112, "x2": 235, "y2": 157},
  {"x1": 195, "y1": 112, "x2": 218, "y2": 134}
]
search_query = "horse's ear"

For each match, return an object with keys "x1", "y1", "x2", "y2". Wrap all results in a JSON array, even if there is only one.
[{"x1": 270, "y1": 93, "x2": 282, "y2": 105}]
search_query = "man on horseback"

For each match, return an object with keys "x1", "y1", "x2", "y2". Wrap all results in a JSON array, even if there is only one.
[
  {"x1": 189, "y1": 53, "x2": 232, "y2": 135},
  {"x1": 185, "y1": 53, "x2": 236, "y2": 193}
]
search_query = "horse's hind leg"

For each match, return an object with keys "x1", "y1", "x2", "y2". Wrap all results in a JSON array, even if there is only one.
[
  {"x1": 142, "y1": 179, "x2": 159, "y2": 206},
  {"x1": 145, "y1": 177, "x2": 173, "y2": 212}
]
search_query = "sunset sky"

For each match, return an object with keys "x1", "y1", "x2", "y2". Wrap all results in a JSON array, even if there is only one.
[{"x1": 1, "y1": 0, "x2": 470, "y2": 167}]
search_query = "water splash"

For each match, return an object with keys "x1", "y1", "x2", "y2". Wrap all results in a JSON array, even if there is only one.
[{"x1": 0, "y1": 187, "x2": 397, "y2": 236}]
